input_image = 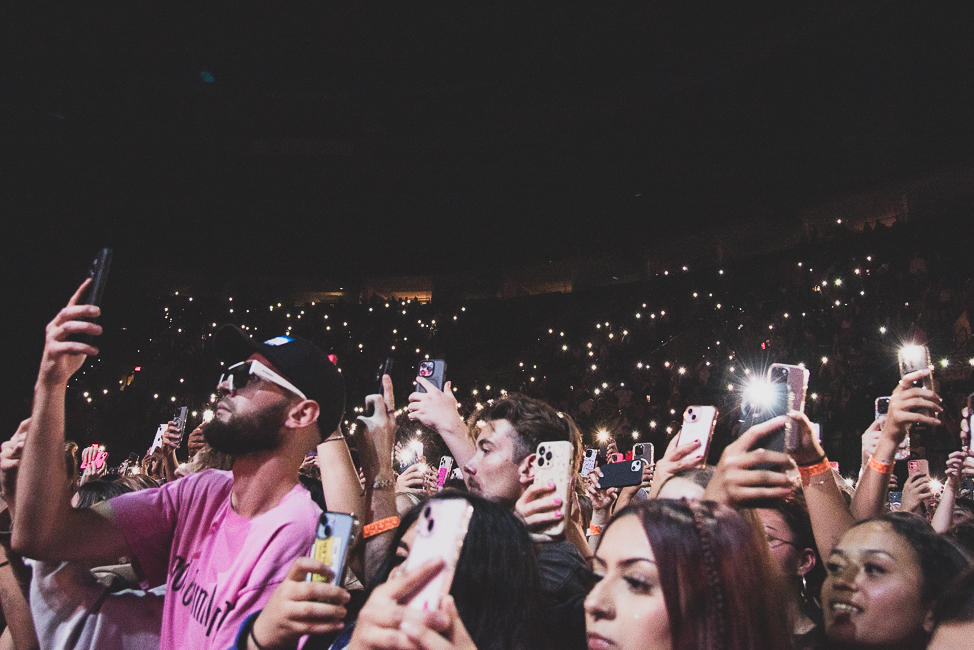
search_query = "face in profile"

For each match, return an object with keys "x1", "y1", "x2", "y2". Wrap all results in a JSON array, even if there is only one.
[
  {"x1": 585, "y1": 515, "x2": 671, "y2": 650},
  {"x1": 821, "y1": 521, "x2": 932, "y2": 648},
  {"x1": 462, "y1": 420, "x2": 525, "y2": 505}
]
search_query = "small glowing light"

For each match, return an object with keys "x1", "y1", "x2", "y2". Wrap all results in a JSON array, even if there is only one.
[
  {"x1": 485, "y1": 385, "x2": 491, "y2": 390},
  {"x1": 597, "y1": 430, "x2": 609, "y2": 443},
  {"x1": 727, "y1": 384, "x2": 734, "y2": 391},
  {"x1": 636, "y1": 313, "x2": 641, "y2": 318},
  {"x1": 203, "y1": 409, "x2": 214, "y2": 422},
  {"x1": 154, "y1": 394, "x2": 159, "y2": 399},
  {"x1": 811, "y1": 393, "x2": 819, "y2": 400},
  {"x1": 867, "y1": 256, "x2": 872, "y2": 261},
  {"x1": 821, "y1": 357, "x2": 828, "y2": 364},
  {"x1": 632, "y1": 431, "x2": 639, "y2": 439},
  {"x1": 836, "y1": 219, "x2": 842, "y2": 224},
  {"x1": 940, "y1": 359, "x2": 950, "y2": 368},
  {"x1": 719, "y1": 270, "x2": 724, "y2": 275},
  {"x1": 562, "y1": 345, "x2": 568, "y2": 351},
  {"x1": 693, "y1": 293, "x2": 698, "y2": 298},
  {"x1": 678, "y1": 367, "x2": 686, "y2": 375},
  {"x1": 549, "y1": 329, "x2": 553, "y2": 333},
  {"x1": 591, "y1": 364, "x2": 597, "y2": 370},
  {"x1": 666, "y1": 426, "x2": 673, "y2": 434},
  {"x1": 664, "y1": 361, "x2": 671, "y2": 368},
  {"x1": 650, "y1": 421, "x2": 657, "y2": 428},
  {"x1": 682, "y1": 266, "x2": 688, "y2": 271},
  {"x1": 637, "y1": 362, "x2": 643, "y2": 369},
  {"x1": 880, "y1": 327, "x2": 887, "y2": 334}
]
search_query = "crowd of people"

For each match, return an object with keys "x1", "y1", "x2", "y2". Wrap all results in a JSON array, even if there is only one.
[{"x1": 0, "y1": 214, "x2": 973, "y2": 649}]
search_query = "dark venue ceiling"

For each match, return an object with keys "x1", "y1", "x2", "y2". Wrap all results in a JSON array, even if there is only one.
[{"x1": 3, "y1": 4, "x2": 974, "y2": 299}]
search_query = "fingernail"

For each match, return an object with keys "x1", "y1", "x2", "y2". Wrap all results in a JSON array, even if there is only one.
[
  {"x1": 554, "y1": 498, "x2": 563, "y2": 505},
  {"x1": 548, "y1": 482, "x2": 555, "y2": 489}
]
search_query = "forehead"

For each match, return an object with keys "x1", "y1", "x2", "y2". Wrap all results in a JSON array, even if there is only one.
[
  {"x1": 838, "y1": 521, "x2": 915, "y2": 562},
  {"x1": 598, "y1": 515, "x2": 654, "y2": 562},
  {"x1": 476, "y1": 419, "x2": 516, "y2": 447},
  {"x1": 757, "y1": 508, "x2": 790, "y2": 532}
]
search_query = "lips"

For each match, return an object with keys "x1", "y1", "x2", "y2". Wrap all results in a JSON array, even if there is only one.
[
  {"x1": 829, "y1": 601, "x2": 862, "y2": 616},
  {"x1": 587, "y1": 632, "x2": 613, "y2": 649}
]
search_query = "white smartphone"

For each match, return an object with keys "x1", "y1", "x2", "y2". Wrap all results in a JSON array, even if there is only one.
[
  {"x1": 405, "y1": 499, "x2": 474, "y2": 611},
  {"x1": 677, "y1": 406, "x2": 718, "y2": 464},
  {"x1": 580, "y1": 448, "x2": 599, "y2": 478},
  {"x1": 533, "y1": 441, "x2": 574, "y2": 537}
]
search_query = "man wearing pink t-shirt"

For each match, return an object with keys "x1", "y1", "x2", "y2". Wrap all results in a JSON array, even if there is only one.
[{"x1": 12, "y1": 280, "x2": 345, "y2": 649}]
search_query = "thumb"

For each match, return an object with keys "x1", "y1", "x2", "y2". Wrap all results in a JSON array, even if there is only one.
[{"x1": 444, "y1": 381, "x2": 452, "y2": 393}]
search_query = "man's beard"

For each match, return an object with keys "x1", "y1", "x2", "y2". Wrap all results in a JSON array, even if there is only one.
[{"x1": 203, "y1": 401, "x2": 289, "y2": 456}]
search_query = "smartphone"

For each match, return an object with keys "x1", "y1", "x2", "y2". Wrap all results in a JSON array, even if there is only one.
[
  {"x1": 405, "y1": 499, "x2": 474, "y2": 611},
  {"x1": 597, "y1": 460, "x2": 644, "y2": 489},
  {"x1": 633, "y1": 443, "x2": 654, "y2": 466},
  {"x1": 580, "y1": 448, "x2": 599, "y2": 478},
  {"x1": 375, "y1": 357, "x2": 394, "y2": 393},
  {"x1": 678, "y1": 406, "x2": 718, "y2": 463},
  {"x1": 889, "y1": 491, "x2": 903, "y2": 507},
  {"x1": 898, "y1": 345, "x2": 934, "y2": 391},
  {"x1": 607, "y1": 452, "x2": 624, "y2": 464},
  {"x1": 533, "y1": 441, "x2": 574, "y2": 537},
  {"x1": 436, "y1": 456, "x2": 454, "y2": 491},
  {"x1": 416, "y1": 360, "x2": 447, "y2": 393},
  {"x1": 908, "y1": 459, "x2": 930, "y2": 477},
  {"x1": 307, "y1": 512, "x2": 360, "y2": 585},
  {"x1": 149, "y1": 423, "x2": 167, "y2": 454},
  {"x1": 173, "y1": 407, "x2": 188, "y2": 435},
  {"x1": 740, "y1": 371, "x2": 790, "y2": 453},
  {"x1": 769, "y1": 364, "x2": 810, "y2": 451},
  {"x1": 68, "y1": 247, "x2": 113, "y2": 344},
  {"x1": 966, "y1": 393, "x2": 974, "y2": 450},
  {"x1": 875, "y1": 396, "x2": 909, "y2": 461}
]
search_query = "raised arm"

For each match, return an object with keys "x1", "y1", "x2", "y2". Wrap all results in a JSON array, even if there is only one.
[
  {"x1": 354, "y1": 375, "x2": 400, "y2": 587},
  {"x1": 11, "y1": 281, "x2": 131, "y2": 563},
  {"x1": 407, "y1": 379, "x2": 476, "y2": 468},
  {"x1": 852, "y1": 368, "x2": 942, "y2": 522}
]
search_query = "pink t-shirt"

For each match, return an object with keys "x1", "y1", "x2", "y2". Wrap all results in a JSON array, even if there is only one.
[{"x1": 110, "y1": 469, "x2": 321, "y2": 650}]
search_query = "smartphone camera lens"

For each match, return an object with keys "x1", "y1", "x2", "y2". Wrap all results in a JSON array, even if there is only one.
[
  {"x1": 324, "y1": 525, "x2": 332, "y2": 537},
  {"x1": 546, "y1": 451, "x2": 553, "y2": 461},
  {"x1": 427, "y1": 518, "x2": 435, "y2": 533},
  {"x1": 423, "y1": 506, "x2": 431, "y2": 519}
]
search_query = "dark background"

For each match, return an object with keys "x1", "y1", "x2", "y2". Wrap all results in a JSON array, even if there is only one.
[{"x1": 3, "y1": 3, "x2": 974, "y2": 456}]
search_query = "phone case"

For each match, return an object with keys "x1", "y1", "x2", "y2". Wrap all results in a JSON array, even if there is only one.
[
  {"x1": 633, "y1": 443, "x2": 654, "y2": 466},
  {"x1": 741, "y1": 373, "x2": 790, "y2": 453},
  {"x1": 149, "y1": 424, "x2": 167, "y2": 454},
  {"x1": 416, "y1": 360, "x2": 447, "y2": 393},
  {"x1": 770, "y1": 364, "x2": 809, "y2": 452},
  {"x1": 898, "y1": 346, "x2": 934, "y2": 391},
  {"x1": 607, "y1": 452, "x2": 624, "y2": 463},
  {"x1": 173, "y1": 407, "x2": 188, "y2": 435},
  {"x1": 908, "y1": 459, "x2": 929, "y2": 477},
  {"x1": 580, "y1": 448, "x2": 599, "y2": 478},
  {"x1": 405, "y1": 500, "x2": 474, "y2": 611},
  {"x1": 598, "y1": 460, "x2": 644, "y2": 489},
  {"x1": 308, "y1": 512, "x2": 360, "y2": 584},
  {"x1": 678, "y1": 406, "x2": 718, "y2": 463},
  {"x1": 436, "y1": 456, "x2": 454, "y2": 490},
  {"x1": 69, "y1": 247, "x2": 113, "y2": 344},
  {"x1": 533, "y1": 441, "x2": 573, "y2": 537}
]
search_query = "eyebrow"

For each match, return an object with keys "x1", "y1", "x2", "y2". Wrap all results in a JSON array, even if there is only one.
[
  {"x1": 829, "y1": 549, "x2": 896, "y2": 561},
  {"x1": 593, "y1": 556, "x2": 657, "y2": 568}
]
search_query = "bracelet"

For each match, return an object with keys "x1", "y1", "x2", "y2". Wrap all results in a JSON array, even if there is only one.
[
  {"x1": 797, "y1": 454, "x2": 827, "y2": 468},
  {"x1": 370, "y1": 478, "x2": 395, "y2": 490},
  {"x1": 249, "y1": 623, "x2": 270, "y2": 650},
  {"x1": 588, "y1": 524, "x2": 602, "y2": 537},
  {"x1": 867, "y1": 457, "x2": 894, "y2": 474},
  {"x1": 363, "y1": 516, "x2": 400, "y2": 538},
  {"x1": 322, "y1": 435, "x2": 345, "y2": 443},
  {"x1": 798, "y1": 457, "x2": 832, "y2": 480}
]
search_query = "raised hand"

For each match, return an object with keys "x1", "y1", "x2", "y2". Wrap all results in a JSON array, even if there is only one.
[
  {"x1": 407, "y1": 379, "x2": 461, "y2": 434},
  {"x1": 881, "y1": 368, "x2": 943, "y2": 446},
  {"x1": 37, "y1": 279, "x2": 102, "y2": 388},
  {"x1": 648, "y1": 432, "x2": 703, "y2": 496},
  {"x1": 702, "y1": 416, "x2": 795, "y2": 508}
]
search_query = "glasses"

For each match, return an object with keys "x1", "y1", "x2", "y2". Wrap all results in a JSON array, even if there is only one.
[{"x1": 218, "y1": 360, "x2": 306, "y2": 399}]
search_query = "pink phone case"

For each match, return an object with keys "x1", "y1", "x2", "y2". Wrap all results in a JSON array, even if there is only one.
[
  {"x1": 405, "y1": 500, "x2": 474, "y2": 611},
  {"x1": 436, "y1": 456, "x2": 454, "y2": 490},
  {"x1": 677, "y1": 406, "x2": 718, "y2": 463}
]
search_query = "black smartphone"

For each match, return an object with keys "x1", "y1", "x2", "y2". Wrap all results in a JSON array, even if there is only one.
[
  {"x1": 416, "y1": 359, "x2": 447, "y2": 393},
  {"x1": 597, "y1": 460, "x2": 644, "y2": 489},
  {"x1": 375, "y1": 357, "x2": 394, "y2": 393},
  {"x1": 173, "y1": 407, "x2": 188, "y2": 435},
  {"x1": 69, "y1": 247, "x2": 113, "y2": 344}
]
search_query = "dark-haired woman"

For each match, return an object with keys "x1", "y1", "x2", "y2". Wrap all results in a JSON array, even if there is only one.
[{"x1": 586, "y1": 499, "x2": 792, "y2": 650}]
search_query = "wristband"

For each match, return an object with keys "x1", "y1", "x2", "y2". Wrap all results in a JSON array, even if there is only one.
[
  {"x1": 588, "y1": 524, "x2": 602, "y2": 537},
  {"x1": 798, "y1": 457, "x2": 832, "y2": 480},
  {"x1": 867, "y1": 457, "x2": 893, "y2": 474},
  {"x1": 363, "y1": 516, "x2": 400, "y2": 538}
]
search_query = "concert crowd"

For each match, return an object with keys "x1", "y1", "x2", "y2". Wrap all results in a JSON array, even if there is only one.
[{"x1": 2, "y1": 215, "x2": 974, "y2": 650}]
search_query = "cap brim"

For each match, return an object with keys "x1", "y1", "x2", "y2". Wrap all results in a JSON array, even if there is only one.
[{"x1": 214, "y1": 324, "x2": 261, "y2": 364}]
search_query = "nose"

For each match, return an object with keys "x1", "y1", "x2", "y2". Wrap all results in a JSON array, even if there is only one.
[
  {"x1": 829, "y1": 564, "x2": 860, "y2": 592},
  {"x1": 216, "y1": 374, "x2": 234, "y2": 396},
  {"x1": 463, "y1": 457, "x2": 477, "y2": 476},
  {"x1": 584, "y1": 577, "x2": 615, "y2": 621}
]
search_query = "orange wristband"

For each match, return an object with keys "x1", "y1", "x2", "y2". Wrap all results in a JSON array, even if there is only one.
[
  {"x1": 363, "y1": 516, "x2": 400, "y2": 539},
  {"x1": 798, "y1": 458, "x2": 832, "y2": 480},
  {"x1": 867, "y1": 457, "x2": 893, "y2": 474},
  {"x1": 588, "y1": 524, "x2": 602, "y2": 537}
]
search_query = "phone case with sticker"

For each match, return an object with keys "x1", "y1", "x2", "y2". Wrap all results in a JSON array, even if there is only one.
[{"x1": 533, "y1": 441, "x2": 573, "y2": 537}]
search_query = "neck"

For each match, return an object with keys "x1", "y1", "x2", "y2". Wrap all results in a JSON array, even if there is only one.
[{"x1": 230, "y1": 449, "x2": 302, "y2": 518}]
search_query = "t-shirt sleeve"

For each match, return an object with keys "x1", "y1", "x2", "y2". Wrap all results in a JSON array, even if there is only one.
[{"x1": 108, "y1": 478, "x2": 184, "y2": 588}]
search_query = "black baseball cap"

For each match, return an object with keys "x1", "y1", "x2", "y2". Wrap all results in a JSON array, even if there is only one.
[{"x1": 214, "y1": 324, "x2": 346, "y2": 434}]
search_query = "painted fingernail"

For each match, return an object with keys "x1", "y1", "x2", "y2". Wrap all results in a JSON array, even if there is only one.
[
  {"x1": 548, "y1": 482, "x2": 555, "y2": 489},
  {"x1": 554, "y1": 498, "x2": 563, "y2": 505}
]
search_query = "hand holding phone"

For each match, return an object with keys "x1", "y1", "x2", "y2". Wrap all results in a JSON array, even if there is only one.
[
  {"x1": 308, "y1": 512, "x2": 360, "y2": 585},
  {"x1": 532, "y1": 441, "x2": 573, "y2": 537},
  {"x1": 678, "y1": 406, "x2": 718, "y2": 463},
  {"x1": 416, "y1": 360, "x2": 447, "y2": 394},
  {"x1": 67, "y1": 248, "x2": 112, "y2": 345},
  {"x1": 404, "y1": 499, "x2": 474, "y2": 611}
]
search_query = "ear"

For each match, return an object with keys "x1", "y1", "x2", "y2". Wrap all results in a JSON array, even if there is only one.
[
  {"x1": 797, "y1": 548, "x2": 817, "y2": 577},
  {"x1": 518, "y1": 453, "x2": 537, "y2": 486},
  {"x1": 286, "y1": 399, "x2": 320, "y2": 430},
  {"x1": 923, "y1": 607, "x2": 936, "y2": 634}
]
